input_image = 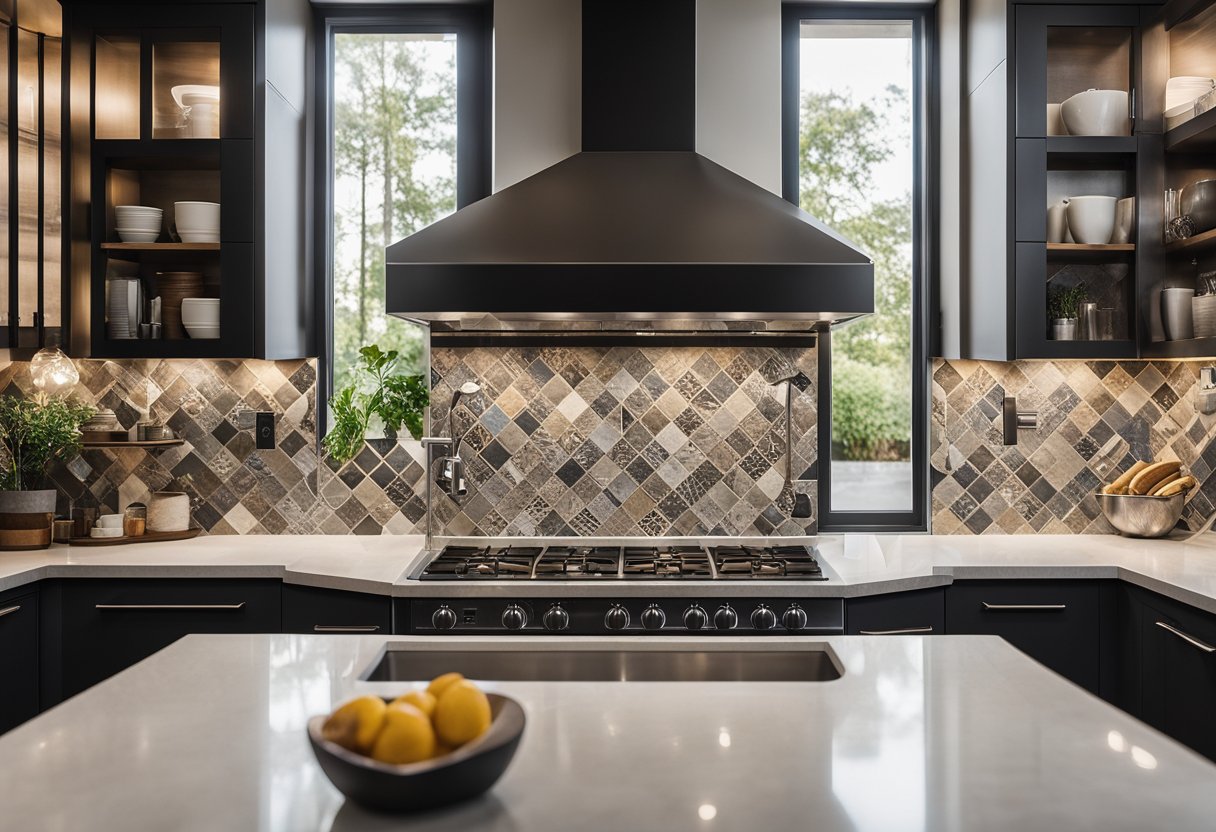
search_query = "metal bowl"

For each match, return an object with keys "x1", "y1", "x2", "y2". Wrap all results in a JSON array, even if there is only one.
[
  {"x1": 1097, "y1": 491, "x2": 1186, "y2": 538},
  {"x1": 1182, "y1": 178, "x2": 1216, "y2": 235}
]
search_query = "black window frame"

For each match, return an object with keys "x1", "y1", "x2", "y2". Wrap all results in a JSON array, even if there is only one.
[
  {"x1": 781, "y1": 4, "x2": 935, "y2": 532},
  {"x1": 313, "y1": 3, "x2": 492, "y2": 434}
]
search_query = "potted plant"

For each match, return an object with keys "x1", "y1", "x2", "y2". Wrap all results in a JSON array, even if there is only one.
[
  {"x1": 1049, "y1": 284, "x2": 1089, "y2": 340},
  {"x1": 0, "y1": 394, "x2": 96, "y2": 514},
  {"x1": 324, "y1": 344, "x2": 430, "y2": 465}
]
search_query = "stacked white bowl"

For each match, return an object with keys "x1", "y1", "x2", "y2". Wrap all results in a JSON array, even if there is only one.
[
  {"x1": 175, "y1": 201, "x2": 220, "y2": 243},
  {"x1": 1166, "y1": 76, "x2": 1216, "y2": 128},
  {"x1": 114, "y1": 205, "x2": 163, "y2": 243},
  {"x1": 181, "y1": 298, "x2": 220, "y2": 339}
]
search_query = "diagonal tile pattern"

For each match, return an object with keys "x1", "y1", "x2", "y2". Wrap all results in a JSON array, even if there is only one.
[
  {"x1": 0, "y1": 344, "x2": 817, "y2": 536},
  {"x1": 932, "y1": 359, "x2": 1216, "y2": 534}
]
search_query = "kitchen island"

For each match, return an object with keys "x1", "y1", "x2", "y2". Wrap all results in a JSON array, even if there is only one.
[{"x1": 0, "y1": 633, "x2": 1213, "y2": 831}]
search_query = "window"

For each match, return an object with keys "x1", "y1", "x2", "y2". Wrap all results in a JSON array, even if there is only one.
[
  {"x1": 782, "y1": 6, "x2": 932, "y2": 531},
  {"x1": 316, "y1": 6, "x2": 489, "y2": 421}
]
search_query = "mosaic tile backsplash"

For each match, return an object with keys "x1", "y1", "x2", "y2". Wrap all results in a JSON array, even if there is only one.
[
  {"x1": 931, "y1": 359, "x2": 1216, "y2": 534},
  {"x1": 0, "y1": 344, "x2": 817, "y2": 536}
]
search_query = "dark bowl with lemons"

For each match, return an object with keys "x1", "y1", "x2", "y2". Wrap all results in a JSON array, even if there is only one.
[{"x1": 308, "y1": 692, "x2": 525, "y2": 813}]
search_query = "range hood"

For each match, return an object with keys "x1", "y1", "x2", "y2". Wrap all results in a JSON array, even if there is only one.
[{"x1": 386, "y1": 0, "x2": 874, "y2": 334}]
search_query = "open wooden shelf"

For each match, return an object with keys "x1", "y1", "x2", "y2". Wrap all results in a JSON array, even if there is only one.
[
  {"x1": 1165, "y1": 227, "x2": 1216, "y2": 254},
  {"x1": 1047, "y1": 243, "x2": 1135, "y2": 252},
  {"x1": 1142, "y1": 336, "x2": 1216, "y2": 359},
  {"x1": 1165, "y1": 106, "x2": 1216, "y2": 153},
  {"x1": 81, "y1": 438, "x2": 184, "y2": 449},
  {"x1": 100, "y1": 242, "x2": 220, "y2": 252}
]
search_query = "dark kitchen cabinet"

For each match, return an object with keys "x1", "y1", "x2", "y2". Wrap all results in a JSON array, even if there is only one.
[
  {"x1": 846, "y1": 587, "x2": 945, "y2": 635},
  {"x1": 945, "y1": 3, "x2": 1158, "y2": 360},
  {"x1": 55, "y1": 579, "x2": 280, "y2": 699},
  {"x1": 0, "y1": 590, "x2": 40, "y2": 734},
  {"x1": 61, "y1": 0, "x2": 313, "y2": 359},
  {"x1": 1134, "y1": 587, "x2": 1216, "y2": 762},
  {"x1": 282, "y1": 585, "x2": 393, "y2": 634},
  {"x1": 946, "y1": 580, "x2": 1103, "y2": 692}
]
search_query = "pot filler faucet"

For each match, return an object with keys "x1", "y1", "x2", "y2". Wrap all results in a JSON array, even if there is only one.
[
  {"x1": 421, "y1": 381, "x2": 481, "y2": 547},
  {"x1": 766, "y1": 370, "x2": 814, "y2": 520}
]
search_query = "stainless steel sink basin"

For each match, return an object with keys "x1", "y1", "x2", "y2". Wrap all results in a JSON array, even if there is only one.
[{"x1": 364, "y1": 647, "x2": 841, "y2": 683}]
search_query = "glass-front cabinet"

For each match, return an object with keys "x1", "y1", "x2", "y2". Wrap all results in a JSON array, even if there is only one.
[{"x1": 65, "y1": 2, "x2": 256, "y2": 357}]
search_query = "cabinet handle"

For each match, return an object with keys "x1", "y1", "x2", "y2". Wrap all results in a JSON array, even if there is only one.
[
  {"x1": 313, "y1": 625, "x2": 381, "y2": 633},
  {"x1": 981, "y1": 603, "x2": 1066, "y2": 611},
  {"x1": 0, "y1": 605, "x2": 20, "y2": 619},
  {"x1": 1156, "y1": 621, "x2": 1216, "y2": 654},
  {"x1": 95, "y1": 603, "x2": 247, "y2": 611},
  {"x1": 858, "y1": 625, "x2": 934, "y2": 635}
]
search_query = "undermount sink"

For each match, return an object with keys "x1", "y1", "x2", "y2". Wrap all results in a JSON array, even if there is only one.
[{"x1": 364, "y1": 646, "x2": 842, "y2": 683}]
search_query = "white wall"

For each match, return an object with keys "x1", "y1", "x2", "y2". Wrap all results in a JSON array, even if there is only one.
[{"x1": 492, "y1": 0, "x2": 785, "y2": 195}]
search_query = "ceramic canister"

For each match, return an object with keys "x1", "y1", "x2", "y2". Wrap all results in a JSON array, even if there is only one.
[{"x1": 147, "y1": 491, "x2": 191, "y2": 532}]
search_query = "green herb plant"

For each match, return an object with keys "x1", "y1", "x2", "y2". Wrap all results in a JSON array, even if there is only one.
[
  {"x1": 0, "y1": 394, "x2": 96, "y2": 491},
  {"x1": 1048, "y1": 284, "x2": 1089, "y2": 321},
  {"x1": 324, "y1": 345, "x2": 430, "y2": 465}
]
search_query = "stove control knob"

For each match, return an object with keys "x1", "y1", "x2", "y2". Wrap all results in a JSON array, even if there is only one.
[
  {"x1": 605, "y1": 604, "x2": 630, "y2": 630},
  {"x1": 714, "y1": 605, "x2": 738, "y2": 630},
  {"x1": 683, "y1": 605, "x2": 708, "y2": 630},
  {"x1": 751, "y1": 604, "x2": 777, "y2": 631},
  {"x1": 782, "y1": 604, "x2": 808, "y2": 632},
  {"x1": 432, "y1": 605, "x2": 457, "y2": 630},
  {"x1": 543, "y1": 605, "x2": 570, "y2": 632},
  {"x1": 502, "y1": 604, "x2": 528, "y2": 631},
  {"x1": 641, "y1": 604, "x2": 667, "y2": 630}
]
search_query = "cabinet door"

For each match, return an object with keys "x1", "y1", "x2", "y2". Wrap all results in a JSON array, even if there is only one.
[
  {"x1": 59, "y1": 579, "x2": 280, "y2": 697},
  {"x1": 1138, "y1": 596, "x2": 1216, "y2": 762},
  {"x1": 0, "y1": 593, "x2": 39, "y2": 733},
  {"x1": 947, "y1": 580, "x2": 1102, "y2": 692},
  {"x1": 282, "y1": 585, "x2": 392, "y2": 635},
  {"x1": 847, "y1": 588, "x2": 944, "y2": 635}
]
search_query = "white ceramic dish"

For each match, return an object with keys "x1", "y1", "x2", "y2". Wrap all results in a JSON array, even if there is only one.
[
  {"x1": 1065, "y1": 195, "x2": 1118, "y2": 244},
  {"x1": 1166, "y1": 76, "x2": 1215, "y2": 117},
  {"x1": 1060, "y1": 89, "x2": 1129, "y2": 137},
  {"x1": 96, "y1": 514, "x2": 124, "y2": 529},
  {"x1": 185, "y1": 324, "x2": 221, "y2": 339},
  {"x1": 115, "y1": 229, "x2": 160, "y2": 243},
  {"x1": 171, "y1": 85, "x2": 221, "y2": 110},
  {"x1": 89, "y1": 527, "x2": 124, "y2": 539},
  {"x1": 174, "y1": 202, "x2": 219, "y2": 229}
]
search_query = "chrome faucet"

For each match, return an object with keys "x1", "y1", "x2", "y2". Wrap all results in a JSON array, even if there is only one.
[{"x1": 421, "y1": 381, "x2": 481, "y2": 547}]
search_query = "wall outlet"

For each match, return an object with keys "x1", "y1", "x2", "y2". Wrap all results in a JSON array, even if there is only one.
[{"x1": 255, "y1": 411, "x2": 275, "y2": 449}]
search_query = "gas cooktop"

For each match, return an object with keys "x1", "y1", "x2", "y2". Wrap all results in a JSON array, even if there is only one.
[{"x1": 417, "y1": 543, "x2": 827, "y2": 581}]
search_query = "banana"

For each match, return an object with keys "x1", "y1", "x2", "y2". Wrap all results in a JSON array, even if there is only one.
[
  {"x1": 1103, "y1": 460, "x2": 1149, "y2": 495},
  {"x1": 1148, "y1": 471, "x2": 1182, "y2": 494},
  {"x1": 1155, "y1": 475, "x2": 1196, "y2": 497},
  {"x1": 1129, "y1": 460, "x2": 1183, "y2": 495}
]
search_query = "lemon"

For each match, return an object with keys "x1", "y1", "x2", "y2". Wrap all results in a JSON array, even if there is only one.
[
  {"x1": 391, "y1": 689, "x2": 437, "y2": 718},
  {"x1": 370, "y1": 703, "x2": 437, "y2": 765},
  {"x1": 433, "y1": 680, "x2": 492, "y2": 747},
  {"x1": 427, "y1": 671, "x2": 465, "y2": 699},
  {"x1": 321, "y1": 695, "x2": 387, "y2": 754}
]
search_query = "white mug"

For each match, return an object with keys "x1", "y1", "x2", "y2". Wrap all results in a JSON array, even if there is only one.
[
  {"x1": 1047, "y1": 200, "x2": 1070, "y2": 243},
  {"x1": 1163, "y1": 287, "x2": 1196, "y2": 341}
]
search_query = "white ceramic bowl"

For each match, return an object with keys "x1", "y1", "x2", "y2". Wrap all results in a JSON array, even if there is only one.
[
  {"x1": 96, "y1": 513, "x2": 125, "y2": 529},
  {"x1": 181, "y1": 298, "x2": 220, "y2": 326},
  {"x1": 90, "y1": 527, "x2": 124, "y2": 539},
  {"x1": 171, "y1": 85, "x2": 221, "y2": 110},
  {"x1": 115, "y1": 229, "x2": 160, "y2": 243},
  {"x1": 1060, "y1": 89, "x2": 1129, "y2": 137},
  {"x1": 184, "y1": 323, "x2": 221, "y2": 339},
  {"x1": 174, "y1": 202, "x2": 219, "y2": 231},
  {"x1": 1065, "y1": 196, "x2": 1118, "y2": 244}
]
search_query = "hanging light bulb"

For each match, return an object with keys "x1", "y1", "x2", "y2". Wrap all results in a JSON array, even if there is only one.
[{"x1": 30, "y1": 346, "x2": 80, "y2": 398}]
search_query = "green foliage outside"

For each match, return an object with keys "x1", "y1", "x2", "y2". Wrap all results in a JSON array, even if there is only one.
[
  {"x1": 324, "y1": 345, "x2": 430, "y2": 465},
  {"x1": 798, "y1": 87, "x2": 913, "y2": 461},
  {"x1": 0, "y1": 395, "x2": 96, "y2": 491},
  {"x1": 331, "y1": 33, "x2": 456, "y2": 397}
]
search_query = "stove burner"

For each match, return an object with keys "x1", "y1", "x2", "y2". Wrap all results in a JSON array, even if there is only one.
[
  {"x1": 418, "y1": 546, "x2": 543, "y2": 580},
  {"x1": 534, "y1": 546, "x2": 621, "y2": 578},
  {"x1": 621, "y1": 546, "x2": 712, "y2": 579},
  {"x1": 709, "y1": 544, "x2": 826, "y2": 580},
  {"x1": 419, "y1": 543, "x2": 827, "y2": 580}
]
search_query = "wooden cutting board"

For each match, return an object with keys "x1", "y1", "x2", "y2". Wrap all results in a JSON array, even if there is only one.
[{"x1": 67, "y1": 527, "x2": 202, "y2": 547}]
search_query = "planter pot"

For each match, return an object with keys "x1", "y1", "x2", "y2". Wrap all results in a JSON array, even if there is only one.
[
  {"x1": 1052, "y1": 318, "x2": 1078, "y2": 340},
  {"x1": 0, "y1": 489, "x2": 57, "y2": 515}
]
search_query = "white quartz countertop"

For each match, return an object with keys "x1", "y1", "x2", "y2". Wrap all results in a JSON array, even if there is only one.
[
  {"x1": 0, "y1": 633, "x2": 1212, "y2": 831},
  {"x1": 9, "y1": 532, "x2": 1216, "y2": 613}
]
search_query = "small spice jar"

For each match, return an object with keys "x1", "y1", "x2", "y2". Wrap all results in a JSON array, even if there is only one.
[{"x1": 123, "y1": 503, "x2": 147, "y2": 537}]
